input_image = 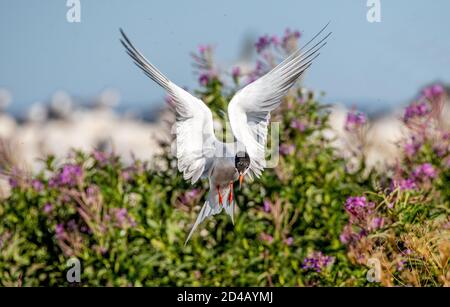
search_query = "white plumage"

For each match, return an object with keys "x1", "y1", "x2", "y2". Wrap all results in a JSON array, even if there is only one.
[{"x1": 120, "y1": 24, "x2": 331, "y2": 244}]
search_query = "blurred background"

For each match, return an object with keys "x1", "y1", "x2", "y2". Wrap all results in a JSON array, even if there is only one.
[{"x1": 0, "y1": 0, "x2": 449, "y2": 172}]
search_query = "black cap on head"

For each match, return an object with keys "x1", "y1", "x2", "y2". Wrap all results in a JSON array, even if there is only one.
[{"x1": 235, "y1": 151, "x2": 250, "y2": 174}]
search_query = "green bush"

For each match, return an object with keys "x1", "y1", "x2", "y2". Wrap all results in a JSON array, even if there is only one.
[{"x1": 0, "y1": 29, "x2": 448, "y2": 287}]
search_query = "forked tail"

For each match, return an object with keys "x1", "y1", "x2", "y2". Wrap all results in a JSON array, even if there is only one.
[{"x1": 184, "y1": 186, "x2": 235, "y2": 245}]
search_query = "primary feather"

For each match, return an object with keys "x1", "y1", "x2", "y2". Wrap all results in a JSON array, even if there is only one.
[
  {"x1": 228, "y1": 24, "x2": 332, "y2": 178},
  {"x1": 119, "y1": 24, "x2": 331, "y2": 244},
  {"x1": 120, "y1": 29, "x2": 218, "y2": 184}
]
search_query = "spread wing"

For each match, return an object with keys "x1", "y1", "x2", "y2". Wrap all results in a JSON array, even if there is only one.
[
  {"x1": 227, "y1": 24, "x2": 331, "y2": 178},
  {"x1": 120, "y1": 29, "x2": 218, "y2": 183}
]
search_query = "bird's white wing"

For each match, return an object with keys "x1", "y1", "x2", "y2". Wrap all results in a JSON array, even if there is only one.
[
  {"x1": 228, "y1": 24, "x2": 331, "y2": 178},
  {"x1": 120, "y1": 29, "x2": 217, "y2": 183}
]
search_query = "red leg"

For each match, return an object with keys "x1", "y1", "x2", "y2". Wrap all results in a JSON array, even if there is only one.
[
  {"x1": 217, "y1": 185, "x2": 223, "y2": 206},
  {"x1": 228, "y1": 181, "x2": 233, "y2": 204}
]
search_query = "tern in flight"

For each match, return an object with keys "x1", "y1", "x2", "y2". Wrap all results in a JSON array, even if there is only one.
[{"x1": 120, "y1": 24, "x2": 331, "y2": 244}]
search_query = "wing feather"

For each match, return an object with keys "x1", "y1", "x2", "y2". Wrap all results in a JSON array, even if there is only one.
[
  {"x1": 228, "y1": 24, "x2": 331, "y2": 178},
  {"x1": 120, "y1": 29, "x2": 218, "y2": 183}
]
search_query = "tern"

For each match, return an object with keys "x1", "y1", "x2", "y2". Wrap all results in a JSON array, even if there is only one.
[{"x1": 120, "y1": 24, "x2": 331, "y2": 244}]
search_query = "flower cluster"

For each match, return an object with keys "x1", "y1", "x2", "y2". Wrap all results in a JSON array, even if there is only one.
[
  {"x1": 344, "y1": 110, "x2": 366, "y2": 131},
  {"x1": 281, "y1": 28, "x2": 301, "y2": 52},
  {"x1": 290, "y1": 119, "x2": 306, "y2": 132},
  {"x1": 112, "y1": 208, "x2": 137, "y2": 229},
  {"x1": 179, "y1": 189, "x2": 201, "y2": 205},
  {"x1": 344, "y1": 196, "x2": 374, "y2": 221},
  {"x1": 404, "y1": 137, "x2": 423, "y2": 157},
  {"x1": 192, "y1": 45, "x2": 219, "y2": 87},
  {"x1": 403, "y1": 102, "x2": 429, "y2": 123},
  {"x1": 280, "y1": 144, "x2": 295, "y2": 156},
  {"x1": 421, "y1": 84, "x2": 445, "y2": 101},
  {"x1": 302, "y1": 252, "x2": 334, "y2": 272},
  {"x1": 341, "y1": 196, "x2": 385, "y2": 245},
  {"x1": 49, "y1": 164, "x2": 83, "y2": 188},
  {"x1": 254, "y1": 35, "x2": 272, "y2": 53}
]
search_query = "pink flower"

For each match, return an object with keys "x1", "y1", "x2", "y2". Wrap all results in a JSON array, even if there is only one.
[
  {"x1": 370, "y1": 217, "x2": 385, "y2": 230},
  {"x1": 395, "y1": 178, "x2": 417, "y2": 191},
  {"x1": 31, "y1": 179, "x2": 44, "y2": 192},
  {"x1": 198, "y1": 45, "x2": 211, "y2": 55},
  {"x1": 413, "y1": 163, "x2": 437, "y2": 179},
  {"x1": 263, "y1": 199, "x2": 271, "y2": 213},
  {"x1": 55, "y1": 224, "x2": 65, "y2": 239},
  {"x1": 280, "y1": 144, "x2": 295, "y2": 156},
  {"x1": 93, "y1": 150, "x2": 109, "y2": 165},
  {"x1": 284, "y1": 237, "x2": 294, "y2": 246},
  {"x1": 282, "y1": 28, "x2": 301, "y2": 50},
  {"x1": 260, "y1": 233, "x2": 273, "y2": 244},
  {"x1": 404, "y1": 139, "x2": 422, "y2": 157},
  {"x1": 302, "y1": 252, "x2": 334, "y2": 272},
  {"x1": 198, "y1": 73, "x2": 210, "y2": 86},
  {"x1": 231, "y1": 66, "x2": 241, "y2": 80},
  {"x1": 422, "y1": 84, "x2": 445, "y2": 100},
  {"x1": 404, "y1": 102, "x2": 429, "y2": 122},
  {"x1": 290, "y1": 119, "x2": 306, "y2": 132},
  {"x1": 271, "y1": 35, "x2": 280, "y2": 46},
  {"x1": 43, "y1": 203, "x2": 53, "y2": 214},
  {"x1": 345, "y1": 111, "x2": 366, "y2": 131},
  {"x1": 255, "y1": 35, "x2": 271, "y2": 53}
]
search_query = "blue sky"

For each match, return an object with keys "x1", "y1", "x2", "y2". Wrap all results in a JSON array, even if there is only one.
[{"x1": 1, "y1": 0, "x2": 450, "y2": 113}]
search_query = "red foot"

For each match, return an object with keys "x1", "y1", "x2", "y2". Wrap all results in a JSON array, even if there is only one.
[
  {"x1": 228, "y1": 181, "x2": 234, "y2": 204},
  {"x1": 217, "y1": 185, "x2": 223, "y2": 206}
]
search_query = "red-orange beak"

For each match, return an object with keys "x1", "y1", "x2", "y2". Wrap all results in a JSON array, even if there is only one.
[{"x1": 239, "y1": 173, "x2": 244, "y2": 189}]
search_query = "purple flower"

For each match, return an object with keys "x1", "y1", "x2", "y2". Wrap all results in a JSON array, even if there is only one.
[
  {"x1": 231, "y1": 67, "x2": 241, "y2": 80},
  {"x1": 370, "y1": 217, "x2": 385, "y2": 230},
  {"x1": 93, "y1": 150, "x2": 108, "y2": 165},
  {"x1": 404, "y1": 102, "x2": 429, "y2": 122},
  {"x1": 396, "y1": 178, "x2": 417, "y2": 191},
  {"x1": 290, "y1": 119, "x2": 306, "y2": 132},
  {"x1": 198, "y1": 45, "x2": 211, "y2": 55},
  {"x1": 339, "y1": 224, "x2": 362, "y2": 245},
  {"x1": 433, "y1": 145, "x2": 447, "y2": 157},
  {"x1": 282, "y1": 28, "x2": 301, "y2": 50},
  {"x1": 344, "y1": 196, "x2": 375, "y2": 223},
  {"x1": 397, "y1": 260, "x2": 406, "y2": 271},
  {"x1": 67, "y1": 219, "x2": 77, "y2": 231},
  {"x1": 302, "y1": 252, "x2": 334, "y2": 272},
  {"x1": 113, "y1": 208, "x2": 136, "y2": 228},
  {"x1": 345, "y1": 111, "x2": 366, "y2": 131},
  {"x1": 255, "y1": 35, "x2": 271, "y2": 53},
  {"x1": 52, "y1": 164, "x2": 83, "y2": 187},
  {"x1": 422, "y1": 84, "x2": 445, "y2": 100},
  {"x1": 55, "y1": 224, "x2": 65, "y2": 239},
  {"x1": 413, "y1": 163, "x2": 437, "y2": 180},
  {"x1": 403, "y1": 249, "x2": 413, "y2": 256},
  {"x1": 31, "y1": 179, "x2": 44, "y2": 192},
  {"x1": 180, "y1": 189, "x2": 201, "y2": 205},
  {"x1": 280, "y1": 144, "x2": 295, "y2": 156},
  {"x1": 115, "y1": 208, "x2": 128, "y2": 224},
  {"x1": 260, "y1": 233, "x2": 273, "y2": 244},
  {"x1": 284, "y1": 237, "x2": 294, "y2": 246},
  {"x1": 86, "y1": 185, "x2": 98, "y2": 198},
  {"x1": 263, "y1": 199, "x2": 271, "y2": 213},
  {"x1": 339, "y1": 226, "x2": 352, "y2": 244},
  {"x1": 198, "y1": 73, "x2": 210, "y2": 86},
  {"x1": 43, "y1": 203, "x2": 53, "y2": 214},
  {"x1": 8, "y1": 177, "x2": 18, "y2": 188},
  {"x1": 404, "y1": 139, "x2": 422, "y2": 157},
  {"x1": 270, "y1": 35, "x2": 280, "y2": 46},
  {"x1": 345, "y1": 196, "x2": 370, "y2": 212}
]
